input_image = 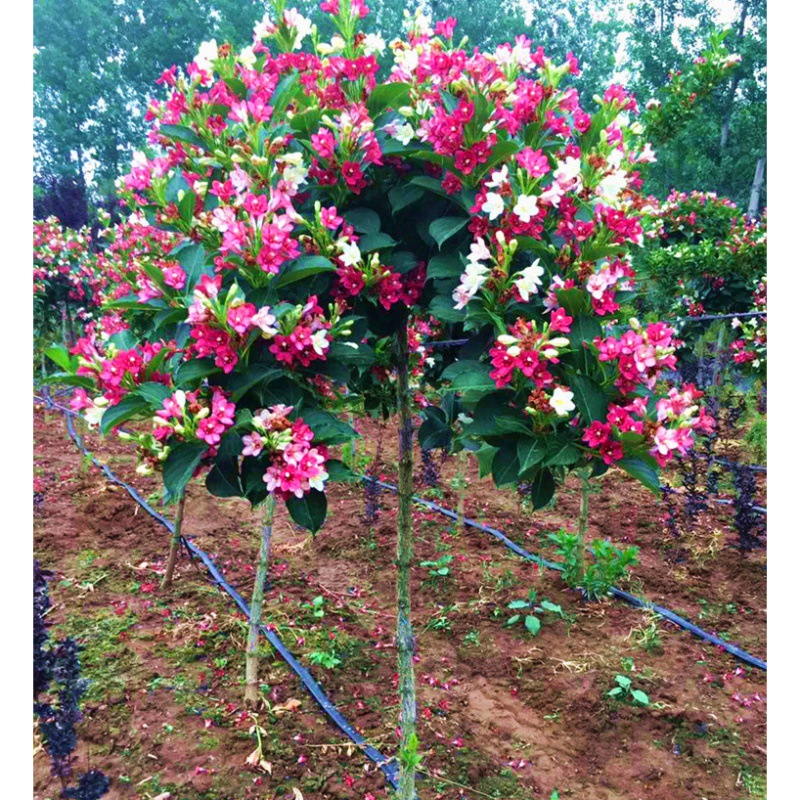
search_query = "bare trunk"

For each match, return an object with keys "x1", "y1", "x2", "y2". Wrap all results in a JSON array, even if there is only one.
[
  {"x1": 161, "y1": 493, "x2": 187, "y2": 590},
  {"x1": 455, "y1": 449, "x2": 467, "y2": 534},
  {"x1": 245, "y1": 493, "x2": 276, "y2": 707},
  {"x1": 747, "y1": 156, "x2": 765, "y2": 218},
  {"x1": 394, "y1": 322, "x2": 418, "y2": 799}
]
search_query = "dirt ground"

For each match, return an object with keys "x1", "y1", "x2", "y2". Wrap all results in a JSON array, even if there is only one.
[{"x1": 33, "y1": 402, "x2": 766, "y2": 800}]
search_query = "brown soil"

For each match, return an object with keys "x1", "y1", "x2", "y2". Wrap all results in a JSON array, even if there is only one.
[{"x1": 33, "y1": 403, "x2": 766, "y2": 800}]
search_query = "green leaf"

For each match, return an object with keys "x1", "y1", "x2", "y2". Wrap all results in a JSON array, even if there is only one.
[
  {"x1": 159, "y1": 124, "x2": 207, "y2": 150},
  {"x1": 174, "y1": 358, "x2": 218, "y2": 388},
  {"x1": 508, "y1": 600, "x2": 529, "y2": 610},
  {"x1": 276, "y1": 255, "x2": 336, "y2": 288},
  {"x1": 556, "y1": 287, "x2": 591, "y2": 316},
  {"x1": 539, "y1": 600, "x2": 563, "y2": 615},
  {"x1": 327, "y1": 341, "x2": 375, "y2": 367},
  {"x1": 178, "y1": 244, "x2": 210, "y2": 291},
  {"x1": 133, "y1": 382, "x2": 172, "y2": 406},
  {"x1": 326, "y1": 459, "x2": 360, "y2": 484},
  {"x1": 475, "y1": 443, "x2": 499, "y2": 478},
  {"x1": 544, "y1": 439, "x2": 581, "y2": 467},
  {"x1": 388, "y1": 183, "x2": 425, "y2": 214},
  {"x1": 358, "y1": 232, "x2": 398, "y2": 251},
  {"x1": 492, "y1": 442, "x2": 520, "y2": 487},
  {"x1": 228, "y1": 365, "x2": 282, "y2": 402},
  {"x1": 617, "y1": 455, "x2": 661, "y2": 493},
  {"x1": 418, "y1": 408, "x2": 451, "y2": 451},
  {"x1": 631, "y1": 689, "x2": 650, "y2": 706},
  {"x1": 426, "y1": 251, "x2": 464, "y2": 279},
  {"x1": 569, "y1": 374, "x2": 608, "y2": 423},
  {"x1": 44, "y1": 346, "x2": 73, "y2": 372},
  {"x1": 206, "y1": 461, "x2": 242, "y2": 498},
  {"x1": 506, "y1": 614, "x2": 521, "y2": 626},
  {"x1": 100, "y1": 394, "x2": 151, "y2": 435},
  {"x1": 528, "y1": 469, "x2": 556, "y2": 510},
  {"x1": 342, "y1": 208, "x2": 381, "y2": 234},
  {"x1": 524, "y1": 615, "x2": 541, "y2": 635},
  {"x1": 286, "y1": 489, "x2": 327, "y2": 533},
  {"x1": 300, "y1": 409, "x2": 356, "y2": 445},
  {"x1": 615, "y1": 675, "x2": 632, "y2": 689},
  {"x1": 518, "y1": 437, "x2": 547, "y2": 474},
  {"x1": 429, "y1": 216, "x2": 469, "y2": 249},
  {"x1": 366, "y1": 81, "x2": 412, "y2": 116},
  {"x1": 163, "y1": 442, "x2": 207, "y2": 500}
]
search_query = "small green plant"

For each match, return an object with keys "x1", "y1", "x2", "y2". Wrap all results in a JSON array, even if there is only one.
[
  {"x1": 607, "y1": 674, "x2": 650, "y2": 706},
  {"x1": 628, "y1": 612, "x2": 664, "y2": 653},
  {"x1": 549, "y1": 530, "x2": 639, "y2": 600},
  {"x1": 300, "y1": 595, "x2": 326, "y2": 619},
  {"x1": 463, "y1": 629, "x2": 480, "y2": 646},
  {"x1": 420, "y1": 554, "x2": 453, "y2": 589},
  {"x1": 308, "y1": 649, "x2": 342, "y2": 669},
  {"x1": 504, "y1": 589, "x2": 564, "y2": 636}
]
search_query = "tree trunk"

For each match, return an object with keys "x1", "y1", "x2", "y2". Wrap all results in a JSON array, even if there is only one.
[
  {"x1": 747, "y1": 155, "x2": 765, "y2": 218},
  {"x1": 577, "y1": 468, "x2": 591, "y2": 576},
  {"x1": 455, "y1": 449, "x2": 467, "y2": 534},
  {"x1": 161, "y1": 493, "x2": 187, "y2": 591},
  {"x1": 720, "y1": 1, "x2": 749, "y2": 156},
  {"x1": 245, "y1": 493, "x2": 276, "y2": 707},
  {"x1": 394, "y1": 322, "x2": 419, "y2": 799}
]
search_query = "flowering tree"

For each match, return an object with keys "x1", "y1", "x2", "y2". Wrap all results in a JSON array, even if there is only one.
[
  {"x1": 34, "y1": 218, "x2": 107, "y2": 362},
  {"x1": 46, "y1": 1, "x2": 723, "y2": 795},
  {"x1": 636, "y1": 190, "x2": 766, "y2": 322}
]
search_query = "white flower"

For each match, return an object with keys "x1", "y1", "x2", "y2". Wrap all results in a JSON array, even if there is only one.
[
  {"x1": 453, "y1": 284, "x2": 477, "y2": 310},
  {"x1": 468, "y1": 238, "x2": 492, "y2": 265},
  {"x1": 513, "y1": 194, "x2": 538, "y2": 223},
  {"x1": 538, "y1": 182, "x2": 563, "y2": 207},
  {"x1": 549, "y1": 387, "x2": 575, "y2": 416},
  {"x1": 481, "y1": 192, "x2": 505, "y2": 220},
  {"x1": 338, "y1": 240, "x2": 362, "y2": 268},
  {"x1": 394, "y1": 122, "x2": 415, "y2": 146},
  {"x1": 311, "y1": 330, "x2": 330, "y2": 356},
  {"x1": 596, "y1": 170, "x2": 628, "y2": 202},
  {"x1": 252, "y1": 307, "x2": 278, "y2": 337},
  {"x1": 514, "y1": 259, "x2": 545, "y2": 301},
  {"x1": 284, "y1": 9, "x2": 314, "y2": 50},
  {"x1": 254, "y1": 13, "x2": 277, "y2": 39},
  {"x1": 554, "y1": 156, "x2": 582, "y2": 189},
  {"x1": 194, "y1": 39, "x2": 218, "y2": 73},
  {"x1": 238, "y1": 45, "x2": 257, "y2": 69},
  {"x1": 363, "y1": 33, "x2": 386, "y2": 56},
  {"x1": 84, "y1": 398, "x2": 108, "y2": 429},
  {"x1": 486, "y1": 165, "x2": 510, "y2": 188}
]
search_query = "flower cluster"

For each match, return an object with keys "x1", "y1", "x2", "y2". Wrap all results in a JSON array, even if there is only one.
[
  {"x1": 730, "y1": 277, "x2": 766, "y2": 378},
  {"x1": 69, "y1": 335, "x2": 174, "y2": 410},
  {"x1": 240, "y1": 405, "x2": 329, "y2": 499},
  {"x1": 595, "y1": 319, "x2": 679, "y2": 394},
  {"x1": 489, "y1": 310, "x2": 572, "y2": 393},
  {"x1": 154, "y1": 388, "x2": 236, "y2": 449},
  {"x1": 583, "y1": 383, "x2": 714, "y2": 467}
]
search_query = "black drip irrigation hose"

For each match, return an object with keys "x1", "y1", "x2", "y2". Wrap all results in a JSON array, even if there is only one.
[
  {"x1": 673, "y1": 310, "x2": 766, "y2": 324},
  {"x1": 660, "y1": 484, "x2": 766, "y2": 515},
  {"x1": 363, "y1": 477, "x2": 766, "y2": 671},
  {"x1": 39, "y1": 397, "x2": 400, "y2": 790},
  {"x1": 712, "y1": 456, "x2": 767, "y2": 474}
]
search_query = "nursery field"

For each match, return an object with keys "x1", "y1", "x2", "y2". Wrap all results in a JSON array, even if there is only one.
[
  {"x1": 33, "y1": 403, "x2": 766, "y2": 800},
  {"x1": 31, "y1": 2, "x2": 769, "y2": 798}
]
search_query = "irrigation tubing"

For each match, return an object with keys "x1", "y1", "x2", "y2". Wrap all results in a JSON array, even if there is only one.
[
  {"x1": 711, "y1": 456, "x2": 767, "y2": 474},
  {"x1": 660, "y1": 484, "x2": 766, "y2": 515},
  {"x1": 39, "y1": 396, "x2": 400, "y2": 790},
  {"x1": 363, "y1": 477, "x2": 766, "y2": 671}
]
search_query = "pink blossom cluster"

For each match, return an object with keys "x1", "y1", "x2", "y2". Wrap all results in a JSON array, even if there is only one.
[
  {"x1": 583, "y1": 384, "x2": 714, "y2": 467},
  {"x1": 154, "y1": 389, "x2": 236, "y2": 449},
  {"x1": 595, "y1": 321, "x2": 679, "y2": 394},
  {"x1": 70, "y1": 336, "x2": 174, "y2": 406},
  {"x1": 488, "y1": 310, "x2": 573, "y2": 390},
  {"x1": 240, "y1": 405, "x2": 329, "y2": 500}
]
